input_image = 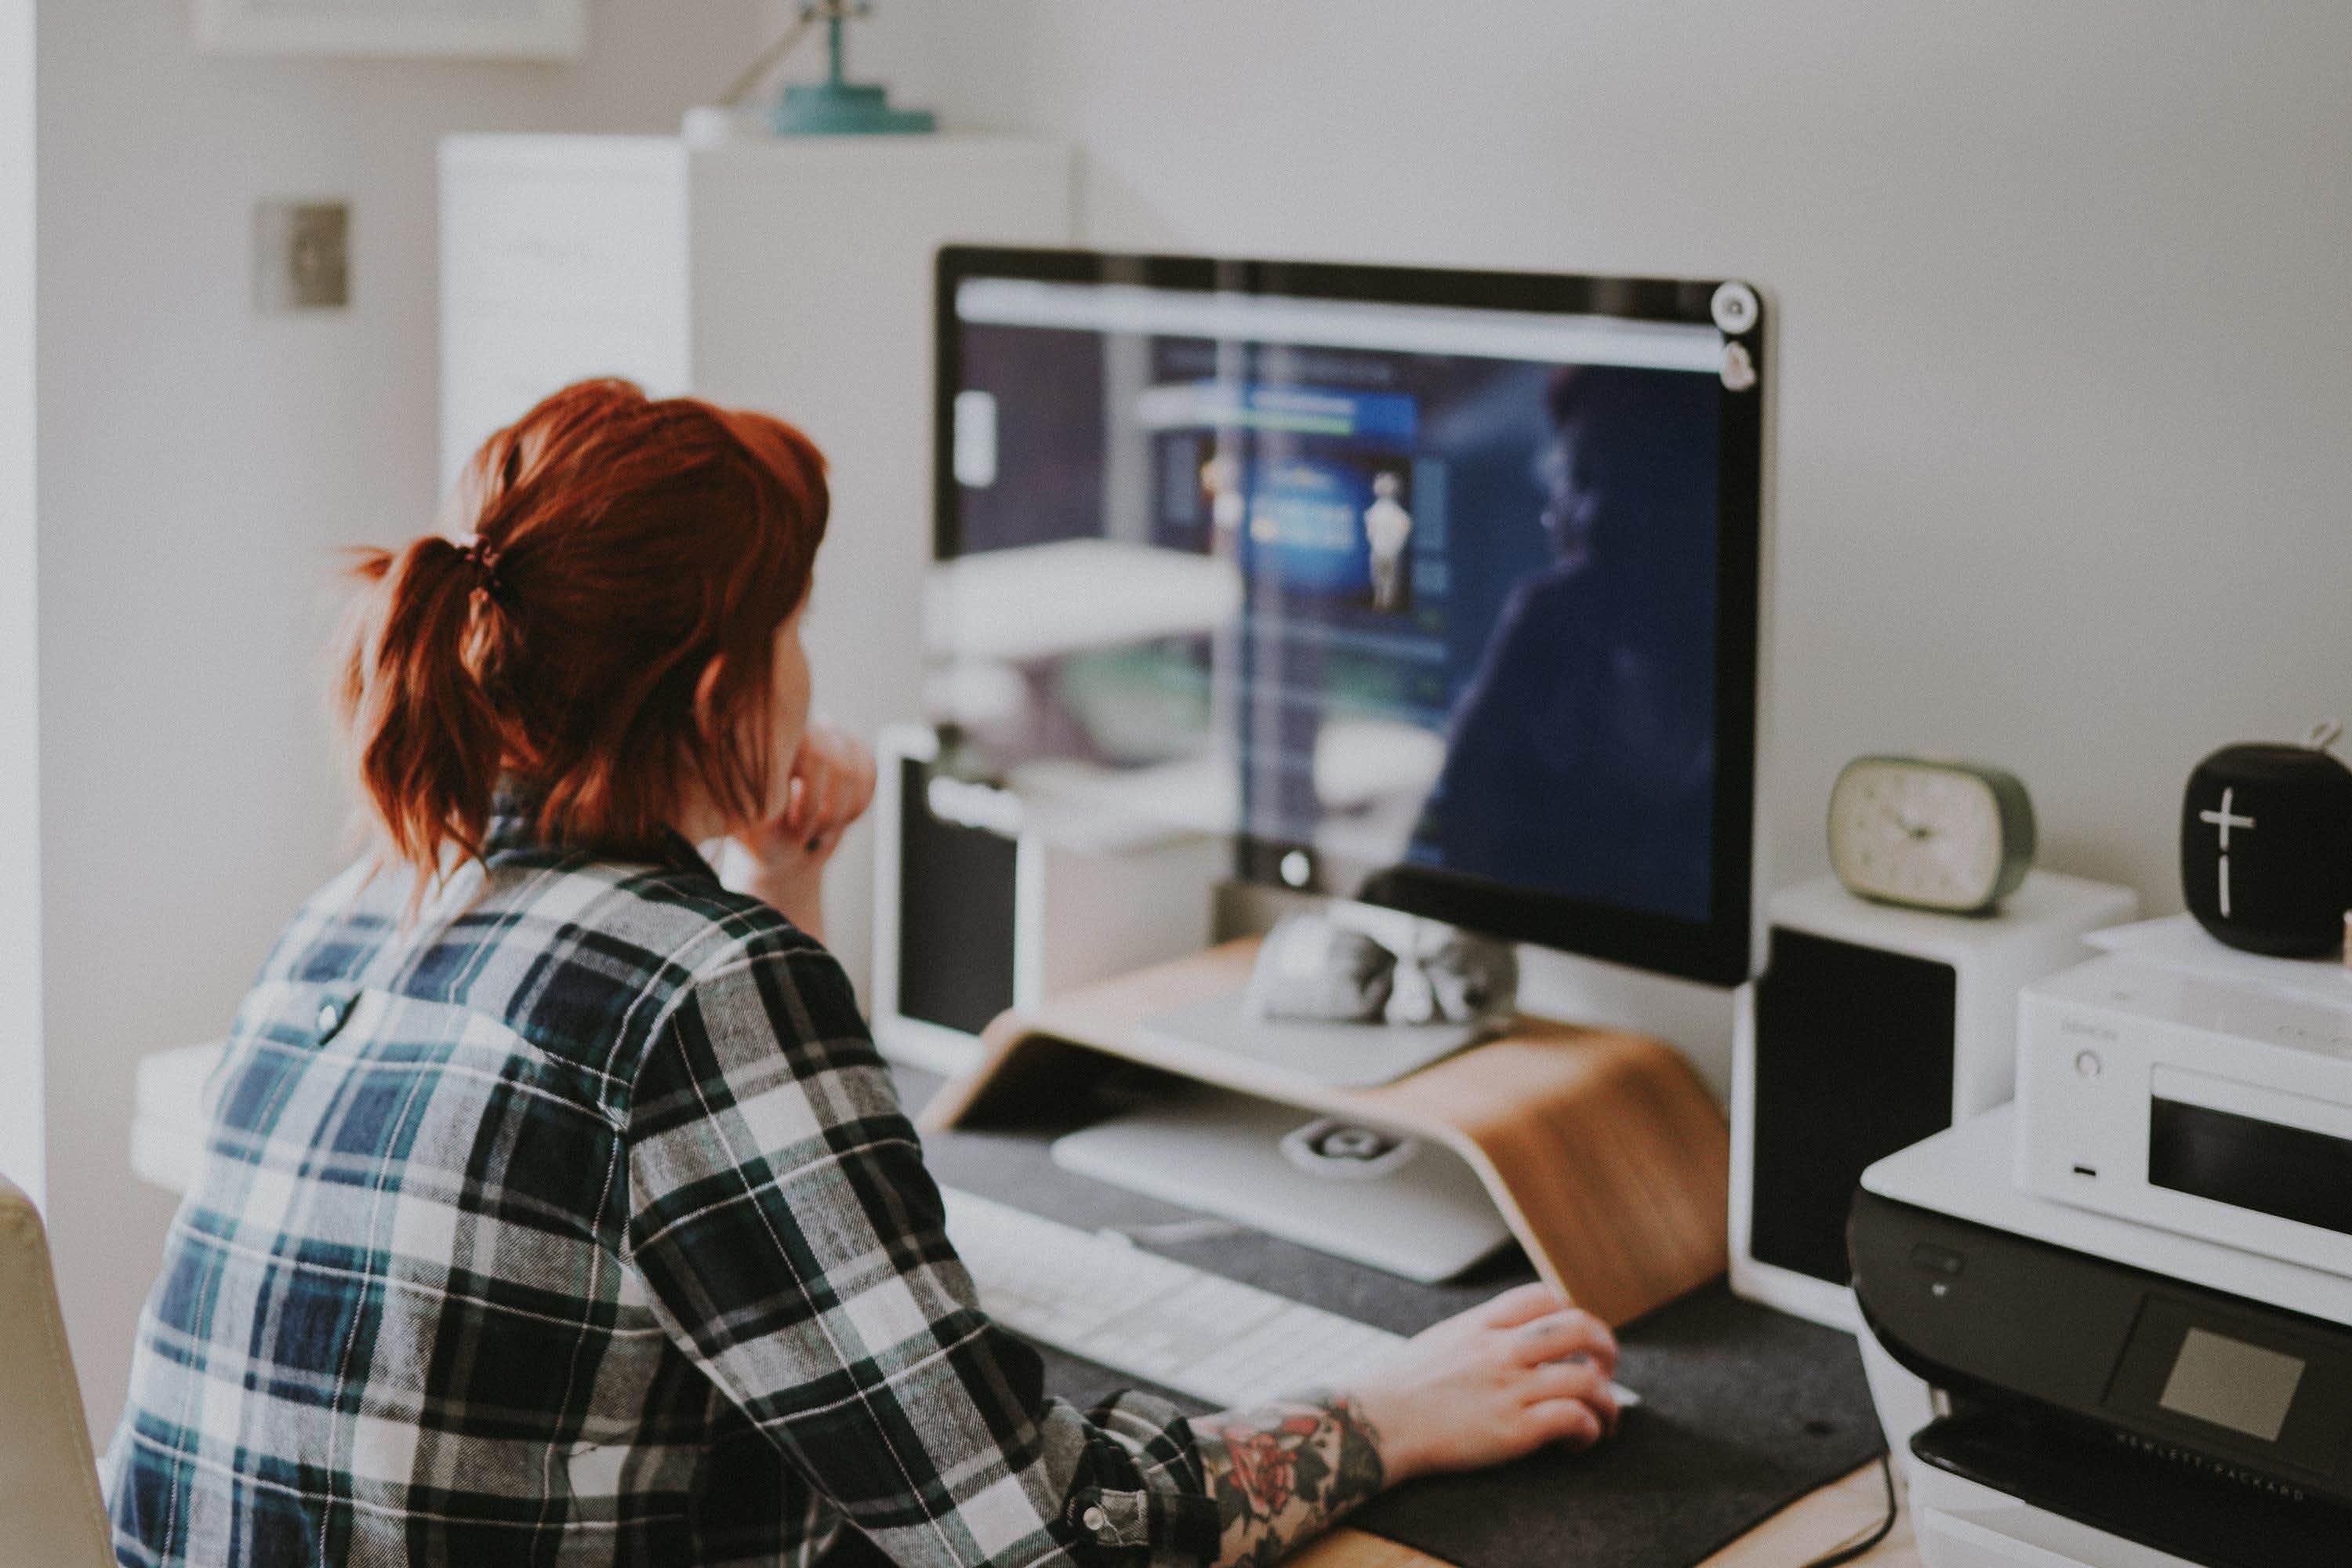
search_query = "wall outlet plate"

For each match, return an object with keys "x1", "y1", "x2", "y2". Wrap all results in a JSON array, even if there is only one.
[{"x1": 254, "y1": 200, "x2": 349, "y2": 312}]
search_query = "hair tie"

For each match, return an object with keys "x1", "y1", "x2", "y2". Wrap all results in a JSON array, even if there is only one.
[{"x1": 452, "y1": 532, "x2": 514, "y2": 605}]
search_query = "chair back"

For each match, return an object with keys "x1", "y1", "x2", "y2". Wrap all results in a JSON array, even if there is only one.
[{"x1": 0, "y1": 1175, "x2": 114, "y2": 1566}]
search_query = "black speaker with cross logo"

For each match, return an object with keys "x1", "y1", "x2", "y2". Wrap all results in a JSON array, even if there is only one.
[{"x1": 2180, "y1": 726, "x2": 2352, "y2": 957}]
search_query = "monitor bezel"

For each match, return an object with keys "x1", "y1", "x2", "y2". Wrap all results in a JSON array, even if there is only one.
[{"x1": 933, "y1": 245, "x2": 1764, "y2": 988}]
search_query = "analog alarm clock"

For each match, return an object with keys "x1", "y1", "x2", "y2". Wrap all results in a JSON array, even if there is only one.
[{"x1": 1828, "y1": 756, "x2": 2038, "y2": 914}]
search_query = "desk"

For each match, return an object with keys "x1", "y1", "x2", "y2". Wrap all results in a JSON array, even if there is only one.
[{"x1": 129, "y1": 1040, "x2": 1916, "y2": 1564}]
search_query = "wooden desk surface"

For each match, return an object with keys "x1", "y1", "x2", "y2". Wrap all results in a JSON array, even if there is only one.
[{"x1": 1298, "y1": 1461, "x2": 1916, "y2": 1568}]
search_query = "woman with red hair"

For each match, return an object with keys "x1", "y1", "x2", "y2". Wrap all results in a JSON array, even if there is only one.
[{"x1": 104, "y1": 380, "x2": 1619, "y2": 1568}]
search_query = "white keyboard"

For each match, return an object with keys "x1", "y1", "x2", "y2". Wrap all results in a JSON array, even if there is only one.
[{"x1": 941, "y1": 1187, "x2": 1635, "y2": 1410}]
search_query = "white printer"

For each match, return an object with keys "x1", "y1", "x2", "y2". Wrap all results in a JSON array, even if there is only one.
[{"x1": 1855, "y1": 1105, "x2": 2352, "y2": 1567}]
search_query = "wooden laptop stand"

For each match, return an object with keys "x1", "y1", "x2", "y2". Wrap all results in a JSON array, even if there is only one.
[{"x1": 924, "y1": 939, "x2": 1730, "y2": 1327}]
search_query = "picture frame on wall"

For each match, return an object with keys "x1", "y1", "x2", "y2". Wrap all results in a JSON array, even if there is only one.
[{"x1": 192, "y1": 0, "x2": 587, "y2": 60}]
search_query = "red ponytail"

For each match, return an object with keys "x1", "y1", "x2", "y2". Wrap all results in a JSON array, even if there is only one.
[{"x1": 332, "y1": 378, "x2": 828, "y2": 883}]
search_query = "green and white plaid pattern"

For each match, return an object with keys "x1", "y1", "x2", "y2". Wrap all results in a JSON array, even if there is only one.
[{"x1": 104, "y1": 800, "x2": 1219, "y2": 1567}]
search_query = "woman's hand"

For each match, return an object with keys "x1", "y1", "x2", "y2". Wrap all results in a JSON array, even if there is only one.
[
  {"x1": 1189, "y1": 1285, "x2": 1617, "y2": 1566},
  {"x1": 1348, "y1": 1283, "x2": 1620, "y2": 1484},
  {"x1": 735, "y1": 719, "x2": 878, "y2": 939}
]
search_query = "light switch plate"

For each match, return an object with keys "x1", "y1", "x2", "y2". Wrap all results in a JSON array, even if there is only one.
[{"x1": 254, "y1": 199, "x2": 349, "y2": 312}]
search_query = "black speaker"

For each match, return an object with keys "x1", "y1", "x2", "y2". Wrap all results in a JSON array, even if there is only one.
[
  {"x1": 1732, "y1": 873, "x2": 2137, "y2": 1327},
  {"x1": 870, "y1": 726, "x2": 1222, "y2": 1073},
  {"x1": 2181, "y1": 737, "x2": 2352, "y2": 958},
  {"x1": 1749, "y1": 928, "x2": 1956, "y2": 1288},
  {"x1": 893, "y1": 754, "x2": 1020, "y2": 1039}
]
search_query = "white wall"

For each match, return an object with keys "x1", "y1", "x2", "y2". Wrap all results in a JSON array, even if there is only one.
[
  {"x1": 853, "y1": 0, "x2": 2352, "y2": 1080},
  {"x1": 0, "y1": 0, "x2": 37, "y2": 1209},
  {"x1": 36, "y1": 0, "x2": 2352, "y2": 1428},
  {"x1": 37, "y1": 0, "x2": 766, "y2": 1428}
]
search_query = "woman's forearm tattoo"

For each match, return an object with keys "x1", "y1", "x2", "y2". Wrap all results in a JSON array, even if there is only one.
[{"x1": 1194, "y1": 1392, "x2": 1388, "y2": 1568}]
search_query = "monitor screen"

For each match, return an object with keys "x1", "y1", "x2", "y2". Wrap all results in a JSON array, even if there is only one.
[{"x1": 930, "y1": 249, "x2": 1763, "y2": 985}]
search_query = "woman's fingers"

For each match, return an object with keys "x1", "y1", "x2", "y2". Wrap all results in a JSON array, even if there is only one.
[
  {"x1": 782, "y1": 725, "x2": 878, "y2": 851},
  {"x1": 800, "y1": 768, "x2": 840, "y2": 845},
  {"x1": 1522, "y1": 1398, "x2": 1606, "y2": 1451},
  {"x1": 1358, "y1": 1286, "x2": 1632, "y2": 1481},
  {"x1": 1475, "y1": 1282, "x2": 1570, "y2": 1330},
  {"x1": 1509, "y1": 1308, "x2": 1617, "y2": 1375},
  {"x1": 1522, "y1": 1359, "x2": 1618, "y2": 1434},
  {"x1": 849, "y1": 749, "x2": 878, "y2": 818}
]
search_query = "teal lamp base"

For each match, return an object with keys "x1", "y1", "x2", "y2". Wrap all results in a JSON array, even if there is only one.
[{"x1": 771, "y1": 81, "x2": 935, "y2": 136}]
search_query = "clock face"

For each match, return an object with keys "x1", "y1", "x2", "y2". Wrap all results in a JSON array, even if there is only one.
[{"x1": 1829, "y1": 758, "x2": 2021, "y2": 913}]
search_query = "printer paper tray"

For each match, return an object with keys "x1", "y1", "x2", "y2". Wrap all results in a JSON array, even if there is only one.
[
  {"x1": 1920, "y1": 1497, "x2": 2198, "y2": 1568},
  {"x1": 1914, "y1": 1408, "x2": 2350, "y2": 1568}
]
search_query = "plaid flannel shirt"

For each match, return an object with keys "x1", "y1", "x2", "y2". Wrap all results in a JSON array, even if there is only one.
[{"x1": 104, "y1": 803, "x2": 1221, "y2": 1568}]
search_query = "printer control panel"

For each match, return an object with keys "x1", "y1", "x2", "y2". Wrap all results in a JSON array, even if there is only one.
[
  {"x1": 2104, "y1": 1294, "x2": 2352, "y2": 1483},
  {"x1": 1852, "y1": 1189, "x2": 2352, "y2": 1506}
]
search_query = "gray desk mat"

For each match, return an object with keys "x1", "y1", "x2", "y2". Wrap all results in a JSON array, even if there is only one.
[{"x1": 900, "y1": 1066, "x2": 1885, "y2": 1568}]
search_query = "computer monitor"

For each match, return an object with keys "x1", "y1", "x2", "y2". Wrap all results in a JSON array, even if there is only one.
[{"x1": 929, "y1": 248, "x2": 1766, "y2": 988}]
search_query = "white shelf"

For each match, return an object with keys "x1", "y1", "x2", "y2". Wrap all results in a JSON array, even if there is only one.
[{"x1": 439, "y1": 132, "x2": 1075, "y2": 999}]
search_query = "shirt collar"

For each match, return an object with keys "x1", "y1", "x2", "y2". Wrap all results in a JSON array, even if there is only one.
[{"x1": 482, "y1": 779, "x2": 714, "y2": 877}]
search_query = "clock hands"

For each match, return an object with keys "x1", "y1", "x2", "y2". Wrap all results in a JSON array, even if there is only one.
[{"x1": 1879, "y1": 804, "x2": 1936, "y2": 841}]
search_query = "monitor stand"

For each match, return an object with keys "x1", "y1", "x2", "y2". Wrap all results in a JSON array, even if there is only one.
[
  {"x1": 1049, "y1": 1083, "x2": 1515, "y2": 1283},
  {"x1": 1135, "y1": 991, "x2": 1497, "y2": 1091},
  {"x1": 926, "y1": 936, "x2": 1735, "y2": 1327}
]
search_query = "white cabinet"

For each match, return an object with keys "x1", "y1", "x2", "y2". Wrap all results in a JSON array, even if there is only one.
[{"x1": 441, "y1": 133, "x2": 1075, "y2": 996}]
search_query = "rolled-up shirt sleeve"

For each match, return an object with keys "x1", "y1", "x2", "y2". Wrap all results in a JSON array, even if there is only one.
[{"x1": 623, "y1": 931, "x2": 1221, "y2": 1568}]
